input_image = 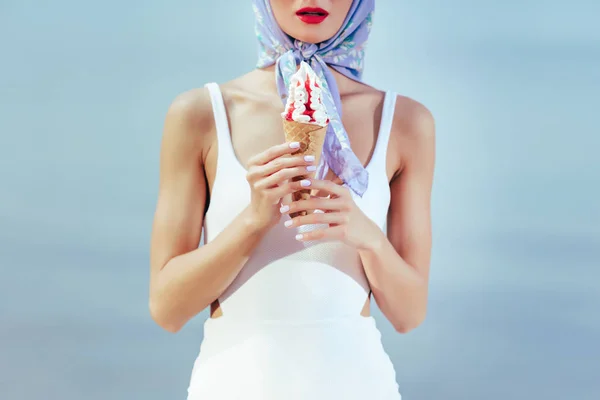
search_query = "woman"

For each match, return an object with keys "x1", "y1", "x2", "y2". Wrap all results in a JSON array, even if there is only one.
[{"x1": 149, "y1": 0, "x2": 435, "y2": 398}]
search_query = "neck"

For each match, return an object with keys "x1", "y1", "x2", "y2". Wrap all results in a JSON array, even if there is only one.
[{"x1": 255, "y1": 64, "x2": 359, "y2": 97}]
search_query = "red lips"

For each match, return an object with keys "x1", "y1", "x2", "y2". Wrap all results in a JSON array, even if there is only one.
[{"x1": 295, "y1": 7, "x2": 329, "y2": 24}]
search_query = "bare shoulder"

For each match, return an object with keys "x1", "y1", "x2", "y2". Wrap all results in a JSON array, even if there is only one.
[
  {"x1": 162, "y1": 87, "x2": 216, "y2": 159},
  {"x1": 392, "y1": 95, "x2": 435, "y2": 141},
  {"x1": 390, "y1": 95, "x2": 436, "y2": 175}
]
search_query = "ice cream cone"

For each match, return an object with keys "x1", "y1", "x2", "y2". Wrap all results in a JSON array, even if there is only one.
[{"x1": 283, "y1": 118, "x2": 327, "y2": 218}]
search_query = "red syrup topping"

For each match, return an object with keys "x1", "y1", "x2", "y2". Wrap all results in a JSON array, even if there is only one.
[{"x1": 284, "y1": 77, "x2": 324, "y2": 123}]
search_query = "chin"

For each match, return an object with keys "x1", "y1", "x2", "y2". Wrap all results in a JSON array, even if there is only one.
[
  {"x1": 284, "y1": 24, "x2": 337, "y2": 45},
  {"x1": 292, "y1": 33, "x2": 326, "y2": 44}
]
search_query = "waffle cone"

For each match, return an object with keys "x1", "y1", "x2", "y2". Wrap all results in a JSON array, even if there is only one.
[{"x1": 282, "y1": 118, "x2": 327, "y2": 218}]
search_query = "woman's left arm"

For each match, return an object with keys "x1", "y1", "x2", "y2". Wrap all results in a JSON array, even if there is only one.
[
  {"x1": 359, "y1": 100, "x2": 436, "y2": 333},
  {"x1": 282, "y1": 99, "x2": 435, "y2": 333}
]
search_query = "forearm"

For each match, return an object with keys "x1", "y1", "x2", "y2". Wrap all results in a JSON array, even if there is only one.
[
  {"x1": 359, "y1": 229, "x2": 428, "y2": 333},
  {"x1": 150, "y1": 206, "x2": 269, "y2": 332}
]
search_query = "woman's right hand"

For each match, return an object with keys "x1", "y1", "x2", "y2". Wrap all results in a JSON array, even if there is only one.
[{"x1": 245, "y1": 141, "x2": 315, "y2": 230}]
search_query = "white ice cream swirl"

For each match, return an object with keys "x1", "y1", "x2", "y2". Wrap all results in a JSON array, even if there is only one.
[{"x1": 282, "y1": 61, "x2": 329, "y2": 127}]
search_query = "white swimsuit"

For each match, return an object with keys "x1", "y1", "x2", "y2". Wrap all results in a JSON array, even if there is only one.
[{"x1": 186, "y1": 83, "x2": 401, "y2": 399}]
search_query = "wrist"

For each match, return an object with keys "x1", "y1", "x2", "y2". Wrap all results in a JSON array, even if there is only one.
[
  {"x1": 357, "y1": 221, "x2": 386, "y2": 254},
  {"x1": 240, "y1": 206, "x2": 272, "y2": 235}
]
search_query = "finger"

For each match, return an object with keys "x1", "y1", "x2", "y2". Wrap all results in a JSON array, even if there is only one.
[
  {"x1": 266, "y1": 180, "x2": 297, "y2": 203},
  {"x1": 253, "y1": 164, "x2": 317, "y2": 190},
  {"x1": 268, "y1": 179, "x2": 320, "y2": 205},
  {"x1": 294, "y1": 225, "x2": 346, "y2": 242},
  {"x1": 288, "y1": 179, "x2": 349, "y2": 199},
  {"x1": 280, "y1": 197, "x2": 347, "y2": 214},
  {"x1": 247, "y1": 154, "x2": 315, "y2": 183},
  {"x1": 284, "y1": 211, "x2": 349, "y2": 229},
  {"x1": 259, "y1": 153, "x2": 316, "y2": 177},
  {"x1": 246, "y1": 142, "x2": 302, "y2": 168}
]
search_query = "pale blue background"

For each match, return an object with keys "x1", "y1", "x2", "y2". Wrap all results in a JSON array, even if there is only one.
[{"x1": 1, "y1": 0, "x2": 599, "y2": 399}]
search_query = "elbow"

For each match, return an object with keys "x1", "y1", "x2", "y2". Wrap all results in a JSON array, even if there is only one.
[
  {"x1": 393, "y1": 322, "x2": 419, "y2": 334},
  {"x1": 393, "y1": 311, "x2": 427, "y2": 334},
  {"x1": 149, "y1": 297, "x2": 184, "y2": 334}
]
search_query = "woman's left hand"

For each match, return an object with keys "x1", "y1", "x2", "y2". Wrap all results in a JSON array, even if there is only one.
[{"x1": 279, "y1": 178, "x2": 383, "y2": 250}]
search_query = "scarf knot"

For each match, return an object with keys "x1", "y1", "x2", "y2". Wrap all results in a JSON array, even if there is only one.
[{"x1": 296, "y1": 41, "x2": 319, "y2": 61}]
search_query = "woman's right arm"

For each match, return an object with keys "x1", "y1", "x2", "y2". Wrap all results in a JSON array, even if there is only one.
[{"x1": 149, "y1": 89, "x2": 311, "y2": 332}]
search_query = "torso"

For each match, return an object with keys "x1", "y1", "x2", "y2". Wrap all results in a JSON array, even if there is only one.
[{"x1": 182, "y1": 69, "x2": 409, "y2": 399}]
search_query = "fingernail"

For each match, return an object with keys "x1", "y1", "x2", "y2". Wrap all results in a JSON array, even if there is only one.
[
  {"x1": 284, "y1": 220, "x2": 293, "y2": 228},
  {"x1": 304, "y1": 155, "x2": 315, "y2": 162},
  {"x1": 289, "y1": 142, "x2": 300, "y2": 149},
  {"x1": 306, "y1": 165, "x2": 317, "y2": 172},
  {"x1": 300, "y1": 179, "x2": 311, "y2": 187},
  {"x1": 280, "y1": 205, "x2": 290, "y2": 213},
  {"x1": 295, "y1": 234, "x2": 304, "y2": 241}
]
